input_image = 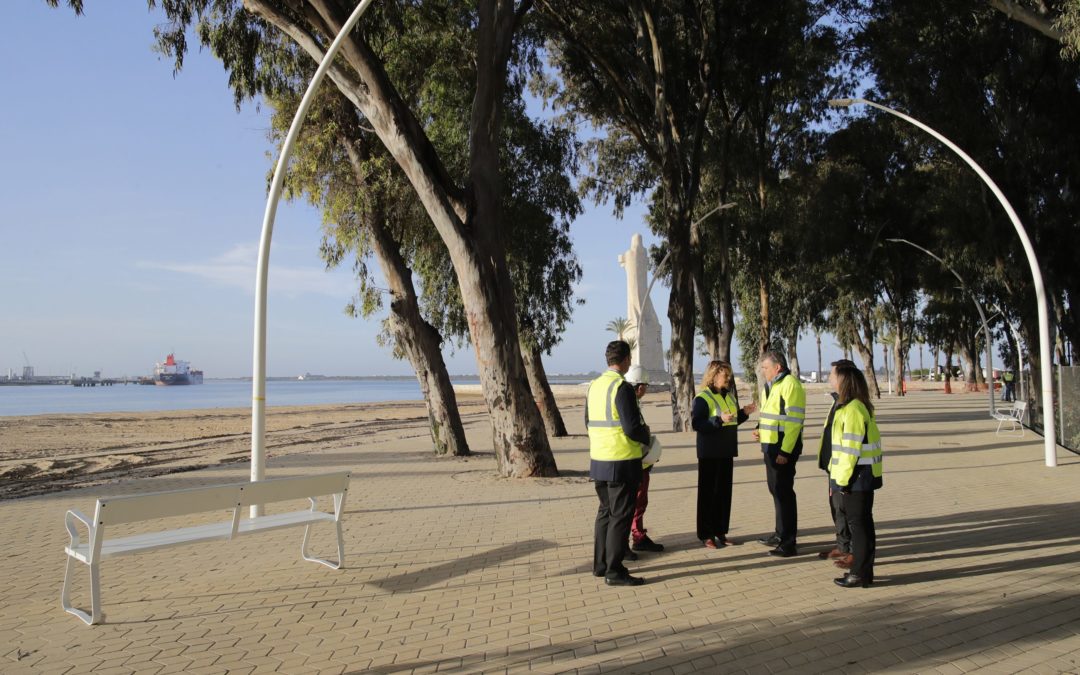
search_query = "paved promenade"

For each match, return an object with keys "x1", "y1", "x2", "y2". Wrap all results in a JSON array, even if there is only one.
[{"x1": 3, "y1": 390, "x2": 1079, "y2": 674}]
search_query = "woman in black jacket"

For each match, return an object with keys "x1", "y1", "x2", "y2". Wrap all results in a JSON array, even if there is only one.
[{"x1": 692, "y1": 360, "x2": 755, "y2": 548}]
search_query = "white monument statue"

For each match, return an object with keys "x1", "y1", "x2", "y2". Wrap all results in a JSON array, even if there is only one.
[{"x1": 618, "y1": 234, "x2": 668, "y2": 384}]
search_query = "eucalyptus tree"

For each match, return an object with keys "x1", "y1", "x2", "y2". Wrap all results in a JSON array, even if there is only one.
[
  {"x1": 269, "y1": 84, "x2": 473, "y2": 456},
  {"x1": 850, "y1": 0, "x2": 1080, "y2": 388},
  {"x1": 535, "y1": 1, "x2": 720, "y2": 431},
  {"x1": 130, "y1": 0, "x2": 566, "y2": 477},
  {"x1": 712, "y1": 0, "x2": 845, "y2": 359}
]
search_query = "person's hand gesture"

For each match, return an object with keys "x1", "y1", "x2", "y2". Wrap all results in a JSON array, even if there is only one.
[{"x1": 743, "y1": 402, "x2": 757, "y2": 414}]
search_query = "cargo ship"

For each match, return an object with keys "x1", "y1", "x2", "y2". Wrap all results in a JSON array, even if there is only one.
[{"x1": 154, "y1": 354, "x2": 204, "y2": 386}]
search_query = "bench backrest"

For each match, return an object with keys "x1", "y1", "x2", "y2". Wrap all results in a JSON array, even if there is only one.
[
  {"x1": 1011, "y1": 402, "x2": 1027, "y2": 419},
  {"x1": 95, "y1": 484, "x2": 241, "y2": 527},
  {"x1": 238, "y1": 472, "x2": 350, "y2": 509}
]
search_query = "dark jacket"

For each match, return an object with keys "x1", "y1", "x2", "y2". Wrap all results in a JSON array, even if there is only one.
[
  {"x1": 691, "y1": 387, "x2": 749, "y2": 459},
  {"x1": 817, "y1": 392, "x2": 840, "y2": 472},
  {"x1": 586, "y1": 380, "x2": 649, "y2": 482}
]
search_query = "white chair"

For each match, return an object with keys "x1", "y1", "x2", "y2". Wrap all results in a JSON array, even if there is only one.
[{"x1": 992, "y1": 401, "x2": 1027, "y2": 437}]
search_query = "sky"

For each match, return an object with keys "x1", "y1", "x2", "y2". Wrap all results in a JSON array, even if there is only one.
[{"x1": 0, "y1": 3, "x2": 848, "y2": 379}]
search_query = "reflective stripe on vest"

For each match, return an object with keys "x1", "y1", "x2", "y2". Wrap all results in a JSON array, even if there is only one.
[
  {"x1": 697, "y1": 389, "x2": 737, "y2": 427},
  {"x1": 587, "y1": 370, "x2": 642, "y2": 461}
]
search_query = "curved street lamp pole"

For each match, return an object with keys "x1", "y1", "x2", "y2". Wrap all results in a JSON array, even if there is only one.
[
  {"x1": 885, "y1": 238, "x2": 995, "y2": 416},
  {"x1": 251, "y1": 0, "x2": 379, "y2": 515},
  {"x1": 830, "y1": 97, "x2": 1057, "y2": 467}
]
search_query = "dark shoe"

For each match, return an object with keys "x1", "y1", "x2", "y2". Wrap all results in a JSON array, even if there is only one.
[
  {"x1": 593, "y1": 569, "x2": 606, "y2": 578},
  {"x1": 768, "y1": 545, "x2": 798, "y2": 558},
  {"x1": 632, "y1": 536, "x2": 665, "y2": 552},
  {"x1": 834, "y1": 573, "x2": 872, "y2": 588},
  {"x1": 758, "y1": 535, "x2": 781, "y2": 547},
  {"x1": 624, "y1": 549, "x2": 639, "y2": 561},
  {"x1": 834, "y1": 554, "x2": 854, "y2": 569},
  {"x1": 605, "y1": 573, "x2": 645, "y2": 587}
]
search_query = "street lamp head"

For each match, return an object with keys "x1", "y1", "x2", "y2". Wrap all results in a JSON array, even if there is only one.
[{"x1": 828, "y1": 98, "x2": 857, "y2": 108}]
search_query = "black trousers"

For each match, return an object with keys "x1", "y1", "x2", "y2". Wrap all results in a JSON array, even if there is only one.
[
  {"x1": 829, "y1": 488, "x2": 852, "y2": 553},
  {"x1": 839, "y1": 490, "x2": 876, "y2": 579},
  {"x1": 764, "y1": 454, "x2": 798, "y2": 548},
  {"x1": 697, "y1": 458, "x2": 734, "y2": 541},
  {"x1": 594, "y1": 479, "x2": 639, "y2": 578}
]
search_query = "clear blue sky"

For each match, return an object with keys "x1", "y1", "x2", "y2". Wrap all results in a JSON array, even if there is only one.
[{"x1": 1, "y1": 3, "x2": 847, "y2": 379}]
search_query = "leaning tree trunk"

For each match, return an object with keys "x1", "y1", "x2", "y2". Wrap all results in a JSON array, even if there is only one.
[
  {"x1": 249, "y1": 0, "x2": 557, "y2": 477},
  {"x1": 365, "y1": 216, "x2": 470, "y2": 456},
  {"x1": 522, "y1": 343, "x2": 568, "y2": 437},
  {"x1": 343, "y1": 141, "x2": 470, "y2": 457}
]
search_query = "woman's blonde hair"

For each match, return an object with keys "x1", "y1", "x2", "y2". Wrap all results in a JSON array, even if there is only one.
[{"x1": 701, "y1": 360, "x2": 733, "y2": 389}]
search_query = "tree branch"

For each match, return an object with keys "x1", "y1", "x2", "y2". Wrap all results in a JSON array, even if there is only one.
[{"x1": 989, "y1": 0, "x2": 1064, "y2": 41}]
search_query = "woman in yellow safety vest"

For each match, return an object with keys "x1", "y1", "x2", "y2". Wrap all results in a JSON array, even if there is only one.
[
  {"x1": 692, "y1": 360, "x2": 756, "y2": 548},
  {"x1": 830, "y1": 363, "x2": 883, "y2": 588}
]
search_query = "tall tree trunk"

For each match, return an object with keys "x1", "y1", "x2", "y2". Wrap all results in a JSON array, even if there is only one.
[
  {"x1": 944, "y1": 346, "x2": 954, "y2": 394},
  {"x1": 957, "y1": 339, "x2": 979, "y2": 392},
  {"x1": 853, "y1": 302, "x2": 880, "y2": 398},
  {"x1": 718, "y1": 269, "x2": 735, "y2": 363},
  {"x1": 787, "y1": 328, "x2": 801, "y2": 380},
  {"x1": 522, "y1": 343, "x2": 568, "y2": 437},
  {"x1": 250, "y1": 0, "x2": 557, "y2": 476},
  {"x1": 893, "y1": 331, "x2": 905, "y2": 396},
  {"x1": 816, "y1": 331, "x2": 823, "y2": 381},
  {"x1": 668, "y1": 219, "x2": 697, "y2": 432}
]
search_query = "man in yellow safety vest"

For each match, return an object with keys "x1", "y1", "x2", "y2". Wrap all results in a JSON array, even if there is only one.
[
  {"x1": 586, "y1": 340, "x2": 651, "y2": 586},
  {"x1": 753, "y1": 348, "x2": 806, "y2": 558}
]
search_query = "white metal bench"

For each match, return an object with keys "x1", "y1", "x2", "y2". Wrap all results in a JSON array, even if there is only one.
[
  {"x1": 61, "y1": 471, "x2": 350, "y2": 625},
  {"x1": 992, "y1": 402, "x2": 1027, "y2": 437}
]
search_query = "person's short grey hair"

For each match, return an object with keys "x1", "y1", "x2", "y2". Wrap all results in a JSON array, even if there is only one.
[{"x1": 759, "y1": 348, "x2": 788, "y2": 371}]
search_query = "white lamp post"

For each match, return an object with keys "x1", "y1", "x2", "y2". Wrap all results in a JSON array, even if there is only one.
[
  {"x1": 831, "y1": 97, "x2": 1057, "y2": 467},
  {"x1": 885, "y1": 238, "x2": 995, "y2": 416},
  {"x1": 251, "y1": 0, "x2": 379, "y2": 515}
]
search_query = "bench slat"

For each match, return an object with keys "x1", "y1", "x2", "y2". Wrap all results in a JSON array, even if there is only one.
[
  {"x1": 97, "y1": 485, "x2": 241, "y2": 526},
  {"x1": 238, "y1": 472, "x2": 350, "y2": 508}
]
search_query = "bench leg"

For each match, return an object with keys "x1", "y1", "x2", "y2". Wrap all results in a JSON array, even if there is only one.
[
  {"x1": 301, "y1": 522, "x2": 344, "y2": 570},
  {"x1": 61, "y1": 556, "x2": 103, "y2": 625}
]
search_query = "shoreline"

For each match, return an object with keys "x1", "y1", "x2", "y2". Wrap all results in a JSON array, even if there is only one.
[{"x1": 0, "y1": 380, "x2": 959, "y2": 501}]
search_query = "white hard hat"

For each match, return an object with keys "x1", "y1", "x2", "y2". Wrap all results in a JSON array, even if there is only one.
[
  {"x1": 625, "y1": 365, "x2": 650, "y2": 386},
  {"x1": 642, "y1": 435, "x2": 662, "y2": 467}
]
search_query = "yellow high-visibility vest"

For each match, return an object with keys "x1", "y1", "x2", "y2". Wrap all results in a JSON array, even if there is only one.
[
  {"x1": 696, "y1": 388, "x2": 738, "y2": 427},
  {"x1": 587, "y1": 370, "x2": 642, "y2": 461},
  {"x1": 759, "y1": 373, "x2": 806, "y2": 453},
  {"x1": 829, "y1": 400, "x2": 883, "y2": 487}
]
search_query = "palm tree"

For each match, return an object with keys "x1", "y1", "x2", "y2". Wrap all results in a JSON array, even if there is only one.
[{"x1": 606, "y1": 317, "x2": 635, "y2": 341}]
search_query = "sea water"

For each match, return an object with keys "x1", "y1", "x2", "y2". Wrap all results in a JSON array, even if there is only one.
[
  {"x1": 0, "y1": 379, "x2": 429, "y2": 416},
  {"x1": 0, "y1": 377, "x2": 589, "y2": 417}
]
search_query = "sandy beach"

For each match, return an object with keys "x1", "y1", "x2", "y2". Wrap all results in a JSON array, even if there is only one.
[{"x1": 0, "y1": 395, "x2": 500, "y2": 500}]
